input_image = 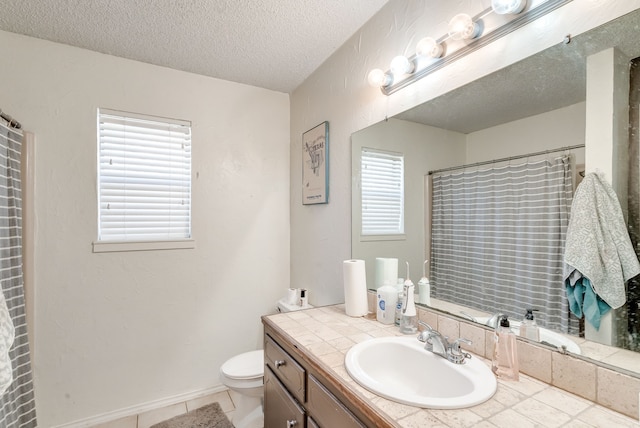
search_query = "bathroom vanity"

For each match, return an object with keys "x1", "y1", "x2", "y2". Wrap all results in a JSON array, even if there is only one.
[
  {"x1": 263, "y1": 305, "x2": 640, "y2": 427},
  {"x1": 263, "y1": 320, "x2": 389, "y2": 427}
]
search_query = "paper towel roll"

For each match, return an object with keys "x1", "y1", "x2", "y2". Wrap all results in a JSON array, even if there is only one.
[
  {"x1": 343, "y1": 259, "x2": 369, "y2": 317},
  {"x1": 375, "y1": 257, "x2": 399, "y2": 289},
  {"x1": 287, "y1": 288, "x2": 297, "y2": 305}
]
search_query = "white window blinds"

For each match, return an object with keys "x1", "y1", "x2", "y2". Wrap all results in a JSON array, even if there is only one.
[
  {"x1": 97, "y1": 109, "x2": 192, "y2": 242},
  {"x1": 361, "y1": 148, "x2": 404, "y2": 235}
]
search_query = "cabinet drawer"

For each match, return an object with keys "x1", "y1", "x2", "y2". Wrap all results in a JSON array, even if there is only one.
[
  {"x1": 265, "y1": 366, "x2": 305, "y2": 428},
  {"x1": 265, "y1": 334, "x2": 306, "y2": 402},
  {"x1": 307, "y1": 374, "x2": 366, "y2": 428}
]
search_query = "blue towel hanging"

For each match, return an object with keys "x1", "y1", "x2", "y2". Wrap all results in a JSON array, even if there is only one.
[{"x1": 565, "y1": 276, "x2": 611, "y2": 330}]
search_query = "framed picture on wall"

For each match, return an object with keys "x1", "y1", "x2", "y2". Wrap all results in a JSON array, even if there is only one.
[{"x1": 302, "y1": 121, "x2": 329, "y2": 205}]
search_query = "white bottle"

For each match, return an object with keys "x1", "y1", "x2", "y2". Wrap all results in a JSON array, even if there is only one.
[
  {"x1": 417, "y1": 259, "x2": 431, "y2": 305},
  {"x1": 376, "y1": 285, "x2": 398, "y2": 325},
  {"x1": 520, "y1": 309, "x2": 540, "y2": 342}
]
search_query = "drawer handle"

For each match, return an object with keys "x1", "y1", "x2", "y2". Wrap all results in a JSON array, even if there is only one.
[
  {"x1": 275, "y1": 359, "x2": 286, "y2": 368},
  {"x1": 286, "y1": 420, "x2": 298, "y2": 428}
]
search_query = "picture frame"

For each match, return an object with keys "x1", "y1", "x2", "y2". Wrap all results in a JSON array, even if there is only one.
[{"x1": 302, "y1": 121, "x2": 329, "y2": 205}]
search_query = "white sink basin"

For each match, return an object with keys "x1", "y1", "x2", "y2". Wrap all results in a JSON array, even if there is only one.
[
  {"x1": 474, "y1": 317, "x2": 581, "y2": 355},
  {"x1": 345, "y1": 336, "x2": 497, "y2": 409}
]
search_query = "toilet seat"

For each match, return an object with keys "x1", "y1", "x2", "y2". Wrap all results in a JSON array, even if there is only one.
[
  {"x1": 220, "y1": 350, "x2": 265, "y2": 428},
  {"x1": 221, "y1": 350, "x2": 264, "y2": 380}
]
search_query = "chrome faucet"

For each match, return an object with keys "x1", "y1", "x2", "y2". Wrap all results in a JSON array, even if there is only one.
[
  {"x1": 417, "y1": 321, "x2": 472, "y2": 364},
  {"x1": 416, "y1": 320, "x2": 434, "y2": 343},
  {"x1": 459, "y1": 311, "x2": 477, "y2": 322},
  {"x1": 485, "y1": 312, "x2": 506, "y2": 329}
]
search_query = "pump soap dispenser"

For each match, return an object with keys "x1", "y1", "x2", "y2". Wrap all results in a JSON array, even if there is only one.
[
  {"x1": 491, "y1": 315, "x2": 519, "y2": 381},
  {"x1": 417, "y1": 259, "x2": 431, "y2": 306},
  {"x1": 520, "y1": 309, "x2": 540, "y2": 342},
  {"x1": 400, "y1": 262, "x2": 418, "y2": 334}
]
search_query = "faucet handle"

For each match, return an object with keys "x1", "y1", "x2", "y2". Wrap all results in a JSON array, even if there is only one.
[
  {"x1": 418, "y1": 321, "x2": 434, "y2": 331},
  {"x1": 451, "y1": 337, "x2": 472, "y2": 349},
  {"x1": 459, "y1": 311, "x2": 477, "y2": 322},
  {"x1": 417, "y1": 321, "x2": 432, "y2": 342},
  {"x1": 449, "y1": 338, "x2": 473, "y2": 364},
  {"x1": 417, "y1": 321, "x2": 435, "y2": 343}
]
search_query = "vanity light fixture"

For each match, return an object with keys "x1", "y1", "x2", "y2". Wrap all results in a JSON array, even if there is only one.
[
  {"x1": 367, "y1": 68, "x2": 392, "y2": 87},
  {"x1": 390, "y1": 55, "x2": 415, "y2": 76},
  {"x1": 491, "y1": 0, "x2": 527, "y2": 15},
  {"x1": 448, "y1": 13, "x2": 481, "y2": 41},
  {"x1": 368, "y1": 0, "x2": 573, "y2": 95},
  {"x1": 416, "y1": 37, "x2": 444, "y2": 59}
]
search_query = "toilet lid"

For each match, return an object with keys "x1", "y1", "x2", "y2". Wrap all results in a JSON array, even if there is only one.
[{"x1": 221, "y1": 350, "x2": 264, "y2": 380}]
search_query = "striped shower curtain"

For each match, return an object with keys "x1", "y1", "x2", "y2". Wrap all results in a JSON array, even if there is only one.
[
  {"x1": 0, "y1": 120, "x2": 37, "y2": 427},
  {"x1": 430, "y1": 156, "x2": 579, "y2": 334}
]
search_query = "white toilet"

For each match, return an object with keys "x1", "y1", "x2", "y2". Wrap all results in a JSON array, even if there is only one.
[
  {"x1": 220, "y1": 299, "x2": 311, "y2": 428},
  {"x1": 220, "y1": 350, "x2": 264, "y2": 428}
]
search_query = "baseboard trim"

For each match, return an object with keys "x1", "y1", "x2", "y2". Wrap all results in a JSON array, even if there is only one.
[{"x1": 52, "y1": 385, "x2": 228, "y2": 428}]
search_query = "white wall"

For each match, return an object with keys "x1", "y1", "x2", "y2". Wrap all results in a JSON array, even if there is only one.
[
  {"x1": 0, "y1": 31, "x2": 290, "y2": 426},
  {"x1": 466, "y1": 102, "x2": 586, "y2": 163},
  {"x1": 290, "y1": 0, "x2": 640, "y2": 307},
  {"x1": 351, "y1": 118, "x2": 466, "y2": 288}
]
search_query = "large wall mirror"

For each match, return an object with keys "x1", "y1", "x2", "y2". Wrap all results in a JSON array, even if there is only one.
[{"x1": 352, "y1": 8, "x2": 640, "y2": 377}]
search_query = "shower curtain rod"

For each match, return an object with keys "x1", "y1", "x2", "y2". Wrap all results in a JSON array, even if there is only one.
[
  {"x1": 0, "y1": 108, "x2": 22, "y2": 130},
  {"x1": 428, "y1": 144, "x2": 585, "y2": 175}
]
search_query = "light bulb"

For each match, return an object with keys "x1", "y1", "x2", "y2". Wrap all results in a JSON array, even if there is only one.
[
  {"x1": 416, "y1": 37, "x2": 444, "y2": 58},
  {"x1": 448, "y1": 13, "x2": 480, "y2": 40},
  {"x1": 367, "y1": 68, "x2": 391, "y2": 87},
  {"x1": 491, "y1": 0, "x2": 526, "y2": 15},
  {"x1": 390, "y1": 55, "x2": 414, "y2": 76}
]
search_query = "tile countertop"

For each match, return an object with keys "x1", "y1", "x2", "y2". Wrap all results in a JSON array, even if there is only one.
[{"x1": 263, "y1": 304, "x2": 639, "y2": 428}]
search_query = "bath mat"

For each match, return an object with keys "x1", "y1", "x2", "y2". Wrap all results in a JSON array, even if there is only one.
[{"x1": 150, "y1": 402, "x2": 234, "y2": 428}]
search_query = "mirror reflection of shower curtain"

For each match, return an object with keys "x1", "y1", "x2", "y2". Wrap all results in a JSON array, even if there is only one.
[
  {"x1": 0, "y1": 120, "x2": 37, "y2": 427},
  {"x1": 430, "y1": 155, "x2": 579, "y2": 335}
]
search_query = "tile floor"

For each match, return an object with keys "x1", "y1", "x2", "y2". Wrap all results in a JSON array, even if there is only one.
[{"x1": 93, "y1": 389, "x2": 237, "y2": 428}]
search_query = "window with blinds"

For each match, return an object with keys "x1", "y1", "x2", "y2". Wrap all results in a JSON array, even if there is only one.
[
  {"x1": 361, "y1": 148, "x2": 404, "y2": 235},
  {"x1": 97, "y1": 109, "x2": 192, "y2": 243}
]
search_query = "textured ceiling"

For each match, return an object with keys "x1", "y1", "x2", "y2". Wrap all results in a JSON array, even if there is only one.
[
  {"x1": 396, "y1": 8, "x2": 640, "y2": 133},
  {"x1": 0, "y1": 0, "x2": 388, "y2": 93}
]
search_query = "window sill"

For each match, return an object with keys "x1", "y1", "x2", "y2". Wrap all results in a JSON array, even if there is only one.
[
  {"x1": 360, "y1": 234, "x2": 406, "y2": 242},
  {"x1": 92, "y1": 239, "x2": 196, "y2": 253}
]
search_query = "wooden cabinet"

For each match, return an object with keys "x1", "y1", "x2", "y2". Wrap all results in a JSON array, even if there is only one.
[
  {"x1": 265, "y1": 334, "x2": 306, "y2": 402},
  {"x1": 307, "y1": 374, "x2": 365, "y2": 428},
  {"x1": 263, "y1": 325, "x2": 372, "y2": 427},
  {"x1": 264, "y1": 366, "x2": 305, "y2": 428}
]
